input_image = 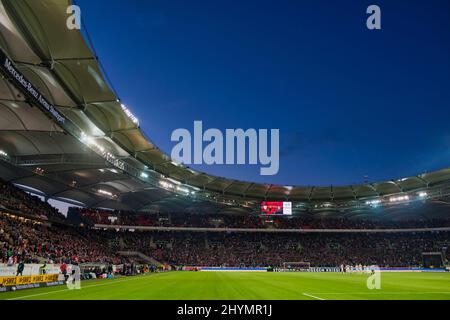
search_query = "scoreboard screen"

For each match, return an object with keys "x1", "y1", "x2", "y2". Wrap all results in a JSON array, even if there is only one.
[{"x1": 260, "y1": 201, "x2": 292, "y2": 215}]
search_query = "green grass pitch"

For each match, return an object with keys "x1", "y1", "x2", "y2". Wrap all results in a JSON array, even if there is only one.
[{"x1": 1, "y1": 272, "x2": 449, "y2": 300}]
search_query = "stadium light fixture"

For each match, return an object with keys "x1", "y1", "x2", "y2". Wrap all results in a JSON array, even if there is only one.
[
  {"x1": 98, "y1": 189, "x2": 116, "y2": 198},
  {"x1": 167, "y1": 177, "x2": 182, "y2": 185},
  {"x1": 0, "y1": 150, "x2": 7, "y2": 157},
  {"x1": 365, "y1": 199, "x2": 381, "y2": 206},
  {"x1": 176, "y1": 186, "x2": 190, "y2": 194},
  {"x1": 418, "y1": 191, "x2": 427, "y2": 198},
  {"x1": 140, "y1": 172, "x2": 149, "y2": 179},
  {"x1": 120, "y1": 103, "x2": 139, "y2": 126},
  {"x1": 159, "y1": 180, "x2": 175, "y2": 190},
  {"x1": 389, "y1": 195, "x2": 409, "y2": 203},
  {"x1": 159, "y1": 179, "x2": 196, "y2": 196}
]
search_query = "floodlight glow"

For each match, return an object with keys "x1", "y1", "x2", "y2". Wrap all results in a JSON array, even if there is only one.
[
  {"x1": 159, "y1": 180, "x2": 195, "y2": 196},
  {"x1": 365, "y1": 199, "x2": 381, "y2": 206},
  {"x1": 418, "y1": 192, "x2": 427, "y2": 198},
  {"x1": 121, "y1": 104, "x2": 139, "y2": 126},
  {"x1": 140, "y1": 172, "x2": 149, "y2": 179},
  {"x1": 176, "y1": 186, "x2": 189, "y2": 194},
  {"x1": 167, "y1": 178, "x2": 182, "y2": 185},
  {"x1": 98, "y1": 189, "x2": 115, "y2": 198},
  {"x1": 0, "y1": 150, "x2": 7, "y2": 157},
  {"x1": 159, "y1": 180, "x2": 175, "y2": 190},
  {"x1": 389, "y1": 195, "x2": 409, "y2": 202}
]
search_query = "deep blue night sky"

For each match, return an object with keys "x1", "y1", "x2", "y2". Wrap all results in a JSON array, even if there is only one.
[{"x1": 76, "y1": 0, "x2": 450, "y2": 186}]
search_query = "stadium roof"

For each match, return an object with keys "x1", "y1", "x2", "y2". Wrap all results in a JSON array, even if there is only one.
[{"x1": 0, "y1": 0, "x2": 449, "y2": 214}]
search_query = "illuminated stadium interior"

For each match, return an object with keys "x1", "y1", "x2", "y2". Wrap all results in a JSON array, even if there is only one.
[
  {"x1": 0, "y1": 1, "x2": 449, "y2": 303},
  {"x1": 0, "y1": 0, "x2": 449, "y2": 218}
]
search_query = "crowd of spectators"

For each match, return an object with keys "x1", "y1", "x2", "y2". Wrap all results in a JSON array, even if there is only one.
[
  {"x1": 0, "y1": 213, "x2": 126, "y2": 265},
  {"x1": 0, "y1": 181, "x2": 448, "y2": 269},
  {"x1": 72, "y1": 207, "x2": 450, "y2": 230},
  {"x1": 114, "y1": 230, "x2": 450, "y2": 268},
  {"x1": 2, "y1": 210, "x2": 449, "y2": 268},
  {"x1": 0, "y1": 179, "x2": 65, "y2": 221}
]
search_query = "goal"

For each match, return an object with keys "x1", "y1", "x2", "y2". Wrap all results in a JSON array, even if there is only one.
[{"x1": 282, "y1": 261, "x2": 311, "y2": 271}]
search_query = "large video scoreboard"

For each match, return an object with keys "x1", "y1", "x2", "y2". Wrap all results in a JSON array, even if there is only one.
[{"x1": 260, "y1": 201, "x2": 292, "y2": 215}]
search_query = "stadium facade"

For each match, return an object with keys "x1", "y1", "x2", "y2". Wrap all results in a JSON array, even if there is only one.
[{"x1": 0, "y1": 0, "x2": 448, "y2": 219}]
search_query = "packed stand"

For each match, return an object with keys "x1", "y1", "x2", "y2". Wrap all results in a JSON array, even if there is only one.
[
  {"x1": 2, "y1": 204, "x2": 449, "y2": 269},
  {"x1": 0, "y1": 179, "x2": 65, "y2": 221},
  {"x1": 114, "y1": 230, "x2": 450, "y2": 268},
  {"x1": 71, "y1": 207, "x2": 450, "y2": 230},
  {"x1": 2, "y1": 210, "x2": 449, "y2": 268},
  {"x1": 0, "y1": 213, "x2": 126, "y2": 265}
]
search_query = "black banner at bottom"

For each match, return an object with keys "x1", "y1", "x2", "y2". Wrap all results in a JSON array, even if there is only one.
[{"x1": 0, "y1": 300, "x2": 444, "y2": 319}]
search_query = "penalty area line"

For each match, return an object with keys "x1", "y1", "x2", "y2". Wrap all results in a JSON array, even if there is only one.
[{"x1": 303, "y1": 292, "x2": 325, "y2": 300}]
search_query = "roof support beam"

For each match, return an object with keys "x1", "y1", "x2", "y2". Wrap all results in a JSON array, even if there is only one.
[
  {"x1": 367, "y1": 183, "x2": 380, "y2": 196},
  {"x1": 264, "y1": 184, "x2": 273, "y2": 200},
  {"x1": 203, "y1": 176, "x2": 222, "y2": 188},
  {"x1": 222, "y1": 181, "x2": 235, "y2": 195},
  {"x1": 349, "y1": 185, "x2": 357, "y2": 200},
  {"x1": 308, "y1": 186, "x2": 315, "y2": 201},
  {"x1": 242, "y1": 183, "x2": 254, "y2": 199},
  {"x1": 416, "y1": 176, "x2": 430, "y2": 187},
  {"x1": 390, "y1": 180, "x2": 404, "y2": 192}
]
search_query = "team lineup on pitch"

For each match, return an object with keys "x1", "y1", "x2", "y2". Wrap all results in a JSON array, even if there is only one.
[{"x1": 1, "y1": 272, "x2": 449, "y2": 300}]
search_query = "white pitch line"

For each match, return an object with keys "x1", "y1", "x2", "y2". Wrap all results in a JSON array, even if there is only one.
[
  {"x1": 307, "y1": 292, "x2": 450, "y2": 295},
  {"x1": 7, "y1": 287, "x2": 73, "y2": 300},
  {"x1": 303, "y1": 292, "x2": 325, "y2": 300},
  {"x1": 7, "y1": 275, "x2": 153, "y2": 300}
]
